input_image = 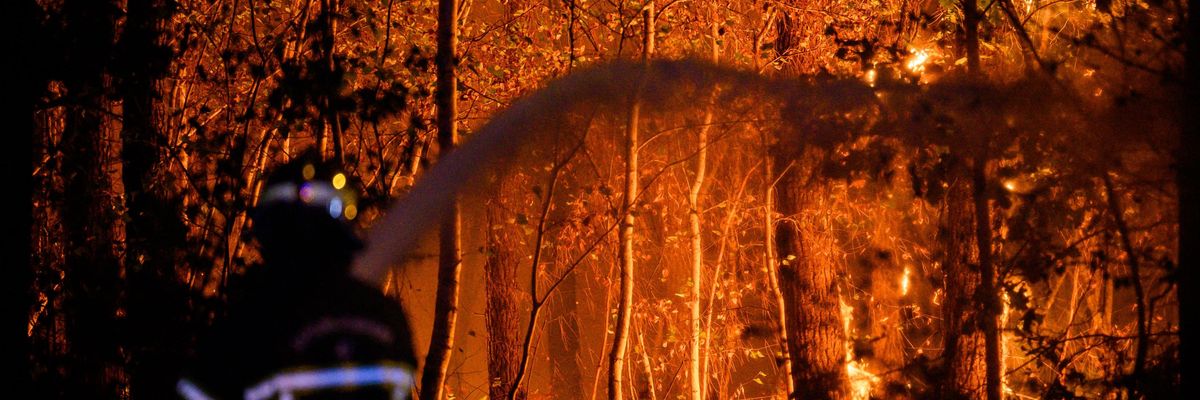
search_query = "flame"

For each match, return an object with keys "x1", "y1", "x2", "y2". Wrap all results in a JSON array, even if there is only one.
[
  {"x1": 906, "y1": 49, "x2": 930, "y2": 73},
  {"x1": 848, "y1": 360, "x2": 881, "y2": 400},
  {"x1": 1003, "y1": 180, "x2": 1018, "y2": 192},
  {"x1": 840, "y1": 297, "x2": 879, "y2": 399},
  {"x1": 900, "y1": 267, "x2": 911, "y2": 296},
  {"x1": 863, "y1": 69, "x2": 877, "y2": 87}
]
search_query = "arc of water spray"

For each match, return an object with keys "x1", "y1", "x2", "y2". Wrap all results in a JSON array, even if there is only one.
[{"x1": 351, "y1": 59, "x2": 883, "y2": 286}]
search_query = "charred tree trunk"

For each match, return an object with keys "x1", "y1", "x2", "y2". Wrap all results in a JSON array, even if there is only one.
[
  {"x1": 118, "y1": 1, "x2": 192, "y2": 398},
  {"x1": 940, "y1": 167, "x2": 988, "y2": 399},
  {"x1": 59, "y1": 1, "x2": 125, "y2": 397},
  {"x1": 485, "y1": 199, "x2": 525, "y2": 400},
  {"x1": 421, "y1": 0, "x2": 461, "y2": 397},
  {"x1": 608, "y1": 4, "x2": 652, "y2": 399},
  {"x1": 773, "y1": 170, "x2": 850, "y2": 400}
]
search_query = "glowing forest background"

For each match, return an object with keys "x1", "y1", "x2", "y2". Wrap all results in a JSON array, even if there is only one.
[{"x1": 9, "y1": 0, "x2": 1199, "y2": 398}]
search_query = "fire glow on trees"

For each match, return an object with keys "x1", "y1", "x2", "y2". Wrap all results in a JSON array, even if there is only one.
[{"x1": 21, "y1": 0, "x2": 1187, "y2": 399}]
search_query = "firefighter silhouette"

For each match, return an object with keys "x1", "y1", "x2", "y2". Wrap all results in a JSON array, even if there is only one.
[{"x1": 179, "y1": 150, "x2": 417, "y2": 400}]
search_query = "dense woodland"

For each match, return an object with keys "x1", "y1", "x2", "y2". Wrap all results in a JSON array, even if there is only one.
[{"x1": 9, "y1": 0, "x2": 1200, "y2": 398}]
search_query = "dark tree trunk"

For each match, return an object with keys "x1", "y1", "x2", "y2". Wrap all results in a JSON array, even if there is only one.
[
  {"x1": 420, "y1": 0, "x2": 461, "y2": 397},
  {"x1": 773, "y1": 167, "x2": 849, "y2": 400},
  {"x1": 317, "y1": 0, "x2": 344, "y2": 163},
  {"x1": 1179, "y1": 0, "x2": 1199, "y2": 397},
  {"x1": 60, "y1": 5, "x2": 125, "y2": 397},
  {"x1": 7, "y1": 0, "x2": 44, "y2": 396},
  {"x1": 118, "y1": 1, "x2": 193, "y2": 398},
  {"x1": 971, "y1": 163, "x2": 1002, "y2": 400},
  {"x1": 940, "y1": 167, "x2": 988, "y2": 400},
  {"x1": 59, "y1": 1, "x2": 125, "y2": 397},
  {"x1": 946, "y1": 3, "x2": 1001, "y2": 399}
]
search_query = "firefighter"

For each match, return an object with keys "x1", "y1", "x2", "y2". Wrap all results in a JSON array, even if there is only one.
[{"x1": 178, "y1": 150, "x2": 417, "y2": 400}]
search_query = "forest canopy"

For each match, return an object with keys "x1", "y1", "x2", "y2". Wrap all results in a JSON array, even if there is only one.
[{"x1": 13, "y1": 0, "x2": 1195, "y2": 399}]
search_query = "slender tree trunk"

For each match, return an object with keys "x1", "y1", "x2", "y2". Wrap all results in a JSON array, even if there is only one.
[
  {"x1": 687, "y1": 113, "x2": 708, "y2": 400},
  {"x1": 687, "y1": 9, "x2": 717, "y2": 398},
  {"x1": 963, "y1": 0, "x2": 981, "y2": 74},
  {"x1": 971, "y1": 162, "x2": 1003, "y2": 400},
  {"x1": 318, "y1": 0, "x2": 344, "y2": 163},
  {"x1": 763, "y1": 153, "x2": 795, "y2": 398},
  {"x1": 119, "y1": 1, "x2": 192, "y2": 398},
  {"x1": 941, "y1": 166, "x2": 988, "y2": 400},
  {"x1": 420, "y1": 0, "x2": 461, "y2": 397},
  {"x1": 1102, "y1": 174, "x2": 1149, "y2": 398},
  {"x1": 486, "y1": 195, "x2": 525, "y2": 400},
  {"x1": 608, "y1": 4, "x2": 652, "y2": 399}
]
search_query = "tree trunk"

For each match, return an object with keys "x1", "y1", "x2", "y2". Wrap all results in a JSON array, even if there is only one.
[
  {"x1": 318, "y1": 0, "x2": 344, "y2": 163},
  {"x1": 971, "y1": 163, "x2": 1002, "y2": 400},
  {"x1": 118, "y1": 1, "x2": 192, "y2": 398},
  {"x1": 763, "y1": 152, "x2": 795, "y2": 398},
  {"x1": 772, "y1": 5, "x2": 849, "y2": 398},
  {"x1": 485, "y1": 186, "x2": 525, "y2": 400},
  {"x1": 420, "y1": 0, "x2": 461, "y2": 396},
  {"x1": 940, "y1": 167, "x2": 988, "y2": 399},
  {"x1": 1178, "y1": 0, "x2": 1198, "y2": 396},
  {"x1": 608, "y1": 4, "x2": 652, "y2": 400},
  {"x1": 1102, "y1": 174, "x2": 1149, "y2": 398},
  {"x1": 60, "y1": 1, "x2": 125, "y2": 397},
  {"x1": 689, "y1": 7, "x2": 718, "y2": 399},
  {"x1": 773, "y1": 168, "x2": 849, "y2": 400},
  {"x1": 9, "y1": 1, "x2": 43, "y2": 396}
]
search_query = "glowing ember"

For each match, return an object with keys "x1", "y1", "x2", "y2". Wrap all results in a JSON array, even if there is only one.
[{"x1": 863, "y1": 69, "x2": 877, "y2": 87}]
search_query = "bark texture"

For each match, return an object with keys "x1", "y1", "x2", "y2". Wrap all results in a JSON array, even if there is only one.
[
  {"x1": 773, "y1": 167, "x2": 849, "y2": 400},
  {"x1": 486, "y1": 194, "x2": 525, "y2": 400},
  {"x1": 941, "y1": 171, "x2": 988, "y2": 399}
]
